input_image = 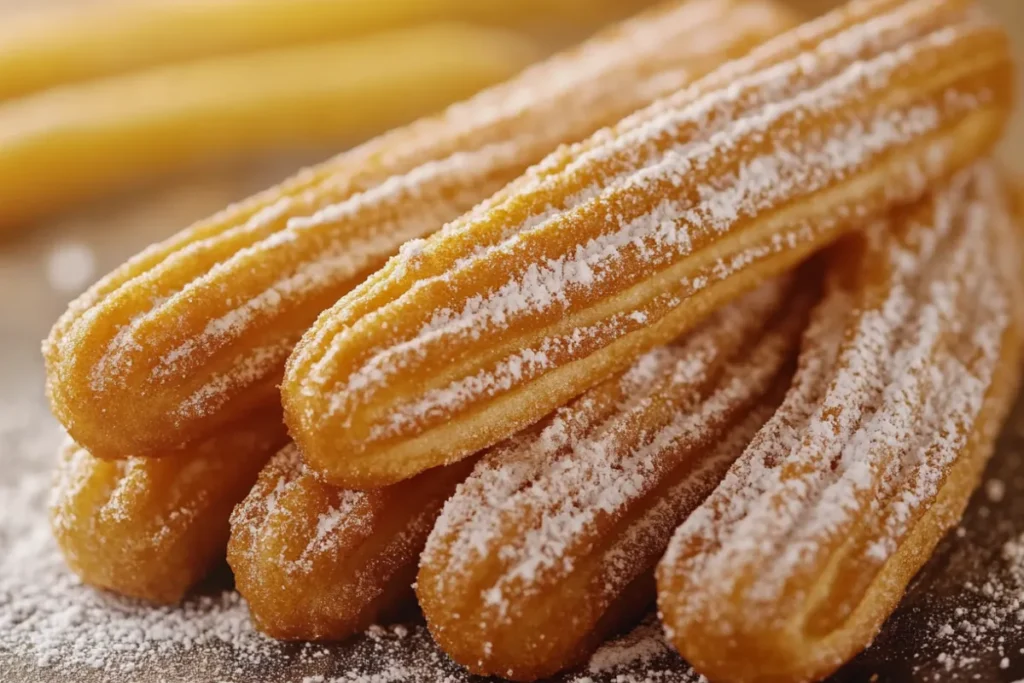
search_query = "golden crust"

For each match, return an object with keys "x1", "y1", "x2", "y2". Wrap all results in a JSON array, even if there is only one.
[
  {"x1": 226, "y1": 444, "x2": 473, "y2": 640},
  {"x1": 656, "y1": 162, "x2": 1024, "y2": 683},
  {"x1": 43, "y1": 0, "x2": 793, "y2": 460},
  {"x1": 416, "y1": 277, "x2": 811, "y2": 681},
  {"x1": 284, "y1": 0, "x2": 1013, "y2": 489},
  {"x1": 49, "y1": 408, "x2": 287, "y2": 604}
]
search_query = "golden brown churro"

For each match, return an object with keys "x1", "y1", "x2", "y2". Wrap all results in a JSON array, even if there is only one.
[
  {"x1": 284, "y1": 0, "x2": 1012, "y2": 488},
  {"x1": 417, "y1": 277, "x2": 810, "y2": 681},
  {"x1": 227, "y1": 445, "x2": 473, "y2": 640},
  {"x1": 50, "y1": 409, "x2": 287, "y2": 603},
  {"x1": 45, "y1": 0, "x2": 794, "y2": 460},
  {"x1": 657, "y1": 163, "x2": 1024, "y2": 683}
]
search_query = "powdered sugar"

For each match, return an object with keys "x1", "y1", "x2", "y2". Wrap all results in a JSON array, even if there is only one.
[
  {"x1": 5, "y1": 384, "x2": 1024, "y2": 681},
  {"x1": 660, "y1": 164, "x2": 1017, "y2": 652},
  {"x1": 176, "y1": 341, "x2": 291, "y2": 421},
  {"x1": 419, "y1": 278, "x2": 802, "y2": 652},
  {"x1": 357, "y1": 310, "x2": 641, "y2": 434},
  {"x1": 60, "y1": 0, "x2": 783, "y2": 437},
  {"x1": 0, "y1": 393, "x2": 705, "y2": 682},
  {"x1": 308, "y1": 8, "x2": 989, "y2": 448}
]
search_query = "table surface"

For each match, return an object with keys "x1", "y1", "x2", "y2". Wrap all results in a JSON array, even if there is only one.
[{"x1": 2, "y1": 1, "x2": 1024, "y2": 682}]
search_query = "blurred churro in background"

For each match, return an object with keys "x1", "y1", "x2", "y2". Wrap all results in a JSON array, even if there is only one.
[
  {"x1": 0, "y1": 24, "x2": 538, "y2": 230},
  {"x1": 0, "y1": 0, "x2": 664, "y2": 229},
  {"x1": 0, "y1": 0, "x2": 646, "y2": 99}
]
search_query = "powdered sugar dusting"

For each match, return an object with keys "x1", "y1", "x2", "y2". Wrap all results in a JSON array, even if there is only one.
[
  {"x1": 310, "y1": 9, "x2": 990, "y2": 446},
  {"x1": 176, "y1": 341, "x2": 292, "y2": 421},
  {"x1": 0, "y1": 402, "x2": 283, "y2": 678},
  {"x1": 924, "y1": 531, "x2": 1024, "y2": 679},
  {"x1": 62, "y1": 0, "x2": 783, "y2": 433},
  {"x1": 3, "y1": 366, "x2": 1024, "y2": 679},
  {"x1": 660, "y1": 164, "x2": 1018, "y2": 640},
  {"x1": 420, "y1": 278, "x2": 803, "y2": 636}
]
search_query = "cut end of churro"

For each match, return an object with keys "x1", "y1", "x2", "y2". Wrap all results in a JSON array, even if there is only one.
[
  {"x1": 284, "y1": 0, "x2": 1013, "y2": 489},
  {"x1": 227, "y1": 444, "x2": 473, "y2": 641},
  {"x1": 657, "y1": 162, "x2": 1024, "y2": 683},
  {"x1": 50, "y1": 410, "x2": 286, "y2": 604}
]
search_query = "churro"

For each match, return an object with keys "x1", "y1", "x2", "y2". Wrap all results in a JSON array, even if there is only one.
[
  {"x1": 417, "y1": 277, "x2": 809, "y2": 681},
  {"x1": 45, "y1": 0, "x2": 794, "y2": 459},
  {"x1": 284, "y1": 0, "x2": 1012, "y2": 488},
  {"x1": 657, "y1": 163, "x2": 1024, "y2": 683},
  {"x1": 227, "y1": 445, "x2": 472, "y2": 640},
  {"x1": 50, "y1": 409, "x2": 287, "y2": 604}
]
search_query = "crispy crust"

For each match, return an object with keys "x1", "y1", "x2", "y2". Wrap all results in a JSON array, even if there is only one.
[
  {"x1": 50, "y1": 407, "x2": 287, "y2": 604},
  {"x1": 227, "y1": 445, "x2": 473, "y2": 640},
  {"x1": 656, "y1": 163, "x2": 1024, "y2": 683},
  {"x1": 44, "y1": 0, "x2": 792, "y2": 459},
  {"x1": 417, "y1": 277, "x2": 811, "y2": 681},
  {"x1": 284, "y1": 0, "x2": 1013, "y2": 488}
]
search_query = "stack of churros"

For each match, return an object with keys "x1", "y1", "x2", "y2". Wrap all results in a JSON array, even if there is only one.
[
  {"x1": 43, "y1": 0, "x2": 1021, "y2": 681},
  {"x1": 47, "y1": 0, "x2": 792, "y2": 606},
  {"x1": 417, "y1": 274, "x2": 811, "y2": 679}
]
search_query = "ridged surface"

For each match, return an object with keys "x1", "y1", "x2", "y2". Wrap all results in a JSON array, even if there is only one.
[
  {"x1": 227, "y1": 444, "x2": 472, "y2": 640},
  {"x1": 44, "y1": 0, "x2": 795, "y2": 459},
  {"x1": 417, "y1": 277, "x2": 809, "y2": 681},
  {"x1": 0, "y1": 24, "x2": 539, "y2": 229},
  {"x1": 657, "y1": 163, "x2": 1024, "y2": 683},
  {"x1": 284, "y1": 0, "x2": 1014, "y2": 488},
  {"x1": 49, "y1": 408, "x2": 287, "y2": 604}
]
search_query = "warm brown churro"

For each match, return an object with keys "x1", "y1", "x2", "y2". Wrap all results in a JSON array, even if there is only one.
[
  {"x1": 657, "y1": 163, "x2": 1024, "y2": 683},
  {"x1": 45, "y1": 0, "x2": 794, "y2": 461},
  {"x1": 284, "y1": 0, "x2": 1012, "y2": 488}
]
